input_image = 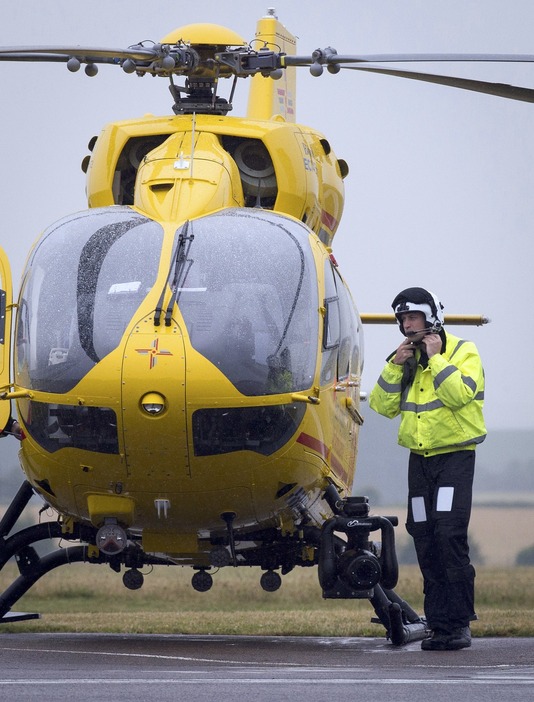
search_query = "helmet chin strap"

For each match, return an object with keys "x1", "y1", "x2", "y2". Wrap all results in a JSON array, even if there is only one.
[
  {"x1": 405, "y1": 321, "x2": 443, "y2": 337},
  {"x1": 405, "y1": 328, "x2": 429, "y2": 337}
]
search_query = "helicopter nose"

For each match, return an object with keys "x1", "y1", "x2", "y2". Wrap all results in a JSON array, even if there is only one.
[{"x1": 121, "y1": 315, "x2": 189, "y2": 476}]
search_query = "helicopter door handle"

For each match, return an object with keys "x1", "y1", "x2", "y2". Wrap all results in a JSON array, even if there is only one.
[
  {"x1": 291, "y1": 393, "x2": 320, "y2": 405},
  {"x1": 345, "y1": 397, "x2": 364, "y2": 425},
  {"x1": 0, "y1": 388, "x2": 34, "y2": 400}
]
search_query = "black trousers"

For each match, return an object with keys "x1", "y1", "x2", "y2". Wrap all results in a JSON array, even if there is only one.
[{"x1": 405, "y1": 450, "x2": 476, "y2": 632}]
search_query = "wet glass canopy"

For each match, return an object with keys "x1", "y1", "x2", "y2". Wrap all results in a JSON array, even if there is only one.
[
  {"x1": 170, "y1": 209, "x2": 319, "y2": 396},
  {"x1": 15, "y1": 207, "x2": 319, "y2": 397},
  {"x1": 16, "y1": 207, "x2": 163, "y2": 394}
]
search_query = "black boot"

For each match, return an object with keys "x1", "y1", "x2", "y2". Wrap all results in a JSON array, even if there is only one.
[
  {"x1": 421, "y1": 629, "x2": 451, "y2": 651},
  {"x1": 421, "y1": 626, "x2": 471, "y2": 651},
  {"x1": 446, "y1": 626, "x2": 472, "y2": 650}
]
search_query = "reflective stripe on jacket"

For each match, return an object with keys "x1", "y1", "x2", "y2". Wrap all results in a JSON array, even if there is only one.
[{"x1": 369, "y1": 331, "x2": 486, "y2": 456}]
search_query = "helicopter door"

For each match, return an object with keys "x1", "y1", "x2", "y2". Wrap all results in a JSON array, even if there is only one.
[
  {"x1": 321, "y1": 260, "x2": 363, "y2": 477},
  {"x1": 0, "y1": 246, "x2": 13, "y2": 430}
]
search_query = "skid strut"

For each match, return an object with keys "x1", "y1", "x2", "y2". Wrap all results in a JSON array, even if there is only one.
[{"x1": 0, "y1": 482, "x2": 103, "y2": 622}]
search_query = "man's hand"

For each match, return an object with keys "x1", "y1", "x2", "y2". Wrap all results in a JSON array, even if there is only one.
[
  {"x1": 392, "y1": 338, "x2": 417, "y2": 365},
  {"x1": 392, "y1": 333, "x2": 442, "y2": 365},
  {"x1": 421, "y1": 333, "x2": 442, "y2": 358}
]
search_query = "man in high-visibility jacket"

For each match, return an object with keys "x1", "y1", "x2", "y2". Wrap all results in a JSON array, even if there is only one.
[{"x1": 369, "y1": 287, "x2": 486, "y2": 651}]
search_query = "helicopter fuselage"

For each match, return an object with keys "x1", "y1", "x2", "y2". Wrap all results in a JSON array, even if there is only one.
[{"x1": 11, "y1": 111, "x2": 363, "y2": 565}]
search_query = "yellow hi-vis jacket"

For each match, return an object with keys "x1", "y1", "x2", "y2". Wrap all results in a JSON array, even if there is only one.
[{"x1": 369, "y1": 331, "x2": 486, "y2": 456}]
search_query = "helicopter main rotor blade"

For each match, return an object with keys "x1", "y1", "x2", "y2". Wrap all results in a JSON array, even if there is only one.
[
  {"x1": 283, "y1": 50, "x2": 534, "y2": 102},
  {"x1": 341, "y1": 64, "x2": 534, "y2": 103},
  {"x1": 3, "y1": 44, "x2": 534, "y2": 102},
  {"x1": 0, "y1": 45, "x2": 159, "y2": 63},
  {"x1": 322, "y1": 53, "x2": 534, "y2": 65},
  {"x1": 284, "y1": 51, "x2": 534, "y2": 69}
]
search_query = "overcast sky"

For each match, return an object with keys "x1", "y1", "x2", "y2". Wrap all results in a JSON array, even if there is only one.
[{"x1": 0, "y1": 0, "x2": 533, "y2": 434}]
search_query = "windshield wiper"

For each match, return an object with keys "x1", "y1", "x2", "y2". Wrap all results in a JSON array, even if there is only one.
[{"x1": 154, "y1": 221, "x2": 194, "y2": 326}]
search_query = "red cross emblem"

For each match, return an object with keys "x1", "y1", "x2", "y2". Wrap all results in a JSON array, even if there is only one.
[{"x1": 135, "y1": 338, "x2": 173, "y2": 369}]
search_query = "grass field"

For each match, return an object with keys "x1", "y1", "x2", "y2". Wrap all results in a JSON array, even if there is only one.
[
  {"x1": 1, "y1": 503, "x2": 532, "y2": 637},
  {"x1": 0, "y1": 562, "x2": 532, "y2": 637}
]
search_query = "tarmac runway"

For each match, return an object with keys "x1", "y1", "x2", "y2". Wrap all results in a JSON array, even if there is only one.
[{"x1": 1, "y1": 633, "x2": 533, "y2": 701}]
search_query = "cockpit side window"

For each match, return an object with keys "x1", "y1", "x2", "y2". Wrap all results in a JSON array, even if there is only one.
[
  {"x1": 334, "y1": 267, "x2": 363, "y2": 381},
  {"x1": 321, "y1": 261, "x2": 339, "y2": 385},
  {"x1": 321, "y1": 261, "x2": 362, "y2": 385}
]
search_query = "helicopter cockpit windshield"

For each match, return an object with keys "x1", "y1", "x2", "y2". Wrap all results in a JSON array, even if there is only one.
[
  {"x1": 173, "y1": 209, "x2": 318, "y2": 396},
  {"x1": 15, "y1": 207, "x2": 163, "y2": 393},
  {"x1": 15, "y1": 206, "x2": 318, "y2": 399}
]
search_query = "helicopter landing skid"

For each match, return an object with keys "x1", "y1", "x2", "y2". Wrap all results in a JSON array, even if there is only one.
[{"x1": 0, "y1": 611, "x2": 40, "y2": 623}]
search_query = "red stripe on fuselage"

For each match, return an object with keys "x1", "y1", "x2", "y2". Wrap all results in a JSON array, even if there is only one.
[
  {"x1": 296, "y1": 432, "x2": 329, "y2": 459},
  {"x1": 330, "y1": 451, "x2": 349, "y2": 486},
  {"x1": 321, "y1": 210, "x2": 338, "y2": 231},
  {"x1": 297, "y1": 432, "x2": 349, "y2": 485}
]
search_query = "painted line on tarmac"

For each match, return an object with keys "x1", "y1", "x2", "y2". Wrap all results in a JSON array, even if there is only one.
[
  {"x1": 0, "y1": 643, "x2": 394, "y2": 667},
  {"x1": 0, "y1": 677, "x2": 533, "y2": 686}
]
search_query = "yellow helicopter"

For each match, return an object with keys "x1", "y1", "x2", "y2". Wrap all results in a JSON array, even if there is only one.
[{"x1": 0, "y1": 9, "x2": 515, "y2": 644}]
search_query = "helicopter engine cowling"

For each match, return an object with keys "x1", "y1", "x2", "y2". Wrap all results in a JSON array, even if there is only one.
[
  {"x1": 134, "y1": 131, "x2": 244, "y2": 221},
  {"x1": 85, "y1": 115, "x2": 346, "y2": 246}
]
